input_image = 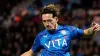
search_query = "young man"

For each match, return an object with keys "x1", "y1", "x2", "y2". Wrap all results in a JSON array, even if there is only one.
[{"x1": 21, "y1": 4, "x2": 100, "y2": 56}]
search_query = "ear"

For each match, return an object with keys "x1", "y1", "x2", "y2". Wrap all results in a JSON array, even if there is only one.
[{"x1": 54, "y1": 17, "x2": 58, "y2": 22}]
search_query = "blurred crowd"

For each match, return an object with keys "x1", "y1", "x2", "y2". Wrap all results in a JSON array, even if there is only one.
[{"x1": 0, "y1": 0, "x2": 100, "y2": 56}]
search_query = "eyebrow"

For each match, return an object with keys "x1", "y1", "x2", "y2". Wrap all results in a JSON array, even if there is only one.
[
  {"x1": 42, "y1": 19, "x2": 52, "y2": 22},
  {"x1": 42, "y1": 19, "x2": 52, "y2": 21}
]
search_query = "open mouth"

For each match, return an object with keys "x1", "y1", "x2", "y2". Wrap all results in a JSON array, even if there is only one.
[{"x1": 46, "y1": 25, "x2": 51, "y2": 28}]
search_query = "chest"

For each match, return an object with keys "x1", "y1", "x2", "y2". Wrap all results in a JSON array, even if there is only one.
[{"x1": 40, "y1": 30, "x2": 71, "y2": 49}]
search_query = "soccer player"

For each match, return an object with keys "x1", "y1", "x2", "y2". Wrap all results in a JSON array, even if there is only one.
[{"x1": 21, "y1": 4, "x2": 100, "y2": 56}]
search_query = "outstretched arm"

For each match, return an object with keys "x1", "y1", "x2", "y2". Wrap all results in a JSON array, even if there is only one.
[{"x1": 83, "y1": 22, "x2": 100, "y2": 36}]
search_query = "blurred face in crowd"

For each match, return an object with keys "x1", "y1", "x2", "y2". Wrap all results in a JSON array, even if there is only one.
[{"x1": 42, "y1": 13, "x2": 58, "y2": 30}]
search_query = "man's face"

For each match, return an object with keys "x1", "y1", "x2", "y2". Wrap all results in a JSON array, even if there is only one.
[{"x1": 42, "y1": 13, "x2": 58, "y2": 30}]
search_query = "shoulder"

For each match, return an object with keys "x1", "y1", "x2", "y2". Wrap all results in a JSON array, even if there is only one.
[
  {"x1": 59, "y1": 25, "x2": 78, "y2": 32},
  {"x1": 60, "y1": 25, "x2": 76, "y2": 29}
]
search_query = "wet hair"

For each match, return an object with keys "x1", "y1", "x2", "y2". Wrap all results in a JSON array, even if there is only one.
[{"x1": 41, "y1": 4, "x2": 59, "y2": 18}]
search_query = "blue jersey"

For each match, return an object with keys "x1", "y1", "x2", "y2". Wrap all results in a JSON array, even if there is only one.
[{"x1": 31, "y1": 25, "x2": 83, "y2": 56}]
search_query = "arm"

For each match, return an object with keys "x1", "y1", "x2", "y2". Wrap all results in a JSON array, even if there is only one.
[
  {"x1": 83, "y1": 22, "x2": 100, "y2": 36},
  {"x1": 21, "y1": 49, "x2": 36, "y2": 56}
]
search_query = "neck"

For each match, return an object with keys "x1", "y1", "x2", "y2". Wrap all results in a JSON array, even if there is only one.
[{"x1": 55, "y1": 23, "x2": 58, "y2": 30}]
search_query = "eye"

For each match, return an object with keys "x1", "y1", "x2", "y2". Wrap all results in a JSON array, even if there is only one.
[
  {"x1": 47, "y1": 19, "x2": 52, "y2": 22},
  {"x1": 42, "y1": 20, "x2": 46, "y2": 22},
  {"x1": 42, "y1": 19, "x2": 52, "y2": 23}
]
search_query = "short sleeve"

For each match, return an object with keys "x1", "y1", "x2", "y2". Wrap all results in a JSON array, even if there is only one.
[
  {"x1": 31, "y1": 33, "x2": 42, "y2": 52},
  {"x1": 69, "y1": 26, "x2": 84, "y2": 38}
]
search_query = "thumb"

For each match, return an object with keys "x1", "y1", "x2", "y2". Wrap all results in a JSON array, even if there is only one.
[
  {"x1": 92, "y1": 22, "x2": 96, "y2": 26},
  {"x1": 91, "y1": 22, "x2": 97, "y2": 31}
]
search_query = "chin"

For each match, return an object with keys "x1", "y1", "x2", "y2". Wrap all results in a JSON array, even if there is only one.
[
  {"x1": 47, "y1": 28, "x2": 55, "y2": 31},
  {"x1": 47, "y1": 29, "x2": 52, "y2": 30},
  {"x1": 46, "y1": 28, "x2": 53, "y2": 30}
]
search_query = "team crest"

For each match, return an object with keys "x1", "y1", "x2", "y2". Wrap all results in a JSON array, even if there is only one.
[{"x1": 61, "y1": 30, "x2": 67, "y2": 35}]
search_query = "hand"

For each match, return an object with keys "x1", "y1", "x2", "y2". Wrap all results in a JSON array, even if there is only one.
[
  {"x1": 20, "y1": 49, "x2": 33, "y2": 56},
  {"x1": 91, "y1": 22, "x2": 100, "y2": 32}
]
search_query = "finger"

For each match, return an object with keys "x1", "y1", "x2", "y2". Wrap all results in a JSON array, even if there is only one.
[
  {"x1": 94, "y1": 27, "x2": 100, "y2": 32},
  {"x1": 93, "y1": 25, "x2": 98, "y2": 30},
  {"x1": 92, "y1": 22, "x2": 97, "y2": 26},
  {"x1": 95, "y1": 28, "x2": 100, "y2": 32},
  {"x1": 92, "y1": 22, "x2": 100, "y2": 26},
  {"x1": 92, "y1": 22, "x2": 96, "y2": 26},
  {"x1": 93, "y1": 23, "x2": 100, "y2": 30},
  {"x1": 97, "y1": 27, "x2": 100, "y2": 31}
]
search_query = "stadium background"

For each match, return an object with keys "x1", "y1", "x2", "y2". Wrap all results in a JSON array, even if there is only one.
[{"x1": 0, "y1": 0, "x2": 100, "y2": 56}]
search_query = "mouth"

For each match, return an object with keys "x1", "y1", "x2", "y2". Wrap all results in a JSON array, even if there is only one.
[
  {"x1": 46, "y1": 25, "x2": 51, "y2": 27},
  {"x1": 46, "y1": 25, "x2": 52, "y2": 29}
]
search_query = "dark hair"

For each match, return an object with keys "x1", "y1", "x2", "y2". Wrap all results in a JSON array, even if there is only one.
[{"x1": 41, "y1": 4, "x2": 59, "y2": 18}]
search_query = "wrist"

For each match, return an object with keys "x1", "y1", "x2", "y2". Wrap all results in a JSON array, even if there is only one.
[{"x1": 87, "y1": 28, "x2": 95, "y2": 35}]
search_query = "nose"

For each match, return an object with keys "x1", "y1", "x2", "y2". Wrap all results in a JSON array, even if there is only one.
[
  {"x1": 46, "y1": 23, "x2": 49, "y2": 26},
  {"x1": 46, "y1": 22, "x2": 50, "y2": 27},
  {"x1": 43, "y1": 21, "x2": 49, "y2": 24}
]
